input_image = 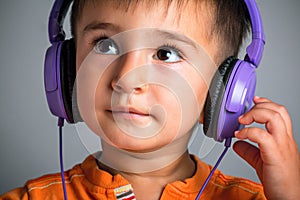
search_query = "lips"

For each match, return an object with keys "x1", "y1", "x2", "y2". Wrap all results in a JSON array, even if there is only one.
[{"x1": 109, "y1": 106, "x2": 150, "y2": 120}]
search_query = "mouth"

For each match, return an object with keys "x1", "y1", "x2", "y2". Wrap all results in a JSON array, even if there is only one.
[{"x1": 108, "y1": 106, "x2": 151, "y2": 120}]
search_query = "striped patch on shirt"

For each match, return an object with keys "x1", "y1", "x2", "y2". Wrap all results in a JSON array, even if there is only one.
[{"x1": 114, "y1": 184, "x2": 136, "y2": 200}]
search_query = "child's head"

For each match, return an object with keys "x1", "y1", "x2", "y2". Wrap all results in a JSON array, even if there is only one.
[{"x1": 70, "y1": 0, "x2": 251, "y2": 153}]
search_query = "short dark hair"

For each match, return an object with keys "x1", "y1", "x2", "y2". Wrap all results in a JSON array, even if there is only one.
[
  {"x1": 70, "y1": 0, "x2": 251, "y2": 63},
  {"x1": 211, "y1": 0, "x2": 251, "y2": 58}
]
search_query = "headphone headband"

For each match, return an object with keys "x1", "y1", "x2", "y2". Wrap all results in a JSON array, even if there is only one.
[
  {"x1": 244, "y1": 0, "x2": 265, "y2": 67},
  {"x1": 48, "y1": 0, "x2": 72, "y2": 43},
  {"x1": 48, "y1": 0, "x2": 265, "y2": 63}
]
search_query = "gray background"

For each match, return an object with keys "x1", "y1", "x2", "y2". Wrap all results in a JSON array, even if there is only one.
[{"x1": 1, "y1": 0, "x2": 299, "y2": 194}]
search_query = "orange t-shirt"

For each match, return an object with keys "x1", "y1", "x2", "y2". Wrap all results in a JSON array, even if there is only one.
[{"x1": 0, "y1": 154, "x2": 266, "y2": 200}]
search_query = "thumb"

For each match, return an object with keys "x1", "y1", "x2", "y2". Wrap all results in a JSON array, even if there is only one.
[{"x1": 233, "y1": 141, "x2": 263, "y2": 181}]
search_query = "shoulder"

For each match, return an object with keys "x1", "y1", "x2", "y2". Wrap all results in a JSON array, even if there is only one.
[
  {"x1": 192, "y1": 155, "x2": 267, "y2": 199},
  {"x1": 0, "y1": 187, "x2": 29, "y2": 200},
  {"x1": 25, "y1": 164, "x2": 85, "y2": 197},
  {"x1": 209, "y1": 169, "x2": 266, "y2": 199},
  {"x1": 0, "y1": 158, "x2": 86, "y2": 200}
]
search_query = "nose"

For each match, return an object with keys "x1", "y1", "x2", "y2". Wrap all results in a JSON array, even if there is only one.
[{"x1": 111, "y1": 50, "x2": 149, "y2": 94}]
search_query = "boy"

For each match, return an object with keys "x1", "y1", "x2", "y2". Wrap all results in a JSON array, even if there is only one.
[{"x1": 1, "y1": 0, "x2": 299, "y2": 199}]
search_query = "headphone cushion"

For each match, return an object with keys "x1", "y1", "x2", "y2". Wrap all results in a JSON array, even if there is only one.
[
  {"x1": 60, "y1": 38, "x2": 77, "y2": 123},
  {"x1": 203, "y1": 56, "x2": 238, "y2": 137}
]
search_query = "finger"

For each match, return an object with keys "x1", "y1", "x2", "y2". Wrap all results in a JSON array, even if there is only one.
[
  {"x1": 253, "y1": 96, "x2": 272, "y2": 104},
  {"x1": 233, "y1": 140, "x2": 263, "y2": 179},
  {"x1": 239, "y1": 107, "x2": 287, "y2": 138},
  {"x1": 252, "y1": 97, "x2": 293, "y2": 136},
  {"x1": 234, "y1": 127, "x2": 281, "y2": 164}
]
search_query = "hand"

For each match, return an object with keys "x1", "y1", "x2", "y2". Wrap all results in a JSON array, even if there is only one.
[{"x1": 233, "y1": 96, "x2": 300, "y2": 200}]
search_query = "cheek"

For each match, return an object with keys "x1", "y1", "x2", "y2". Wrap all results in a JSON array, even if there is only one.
[
  {"x1": 188, "y1": 65, "x2": 213, "y2": 113},
  {"x1": 76, "y1": 50, "x2": 115, "y2": 134},
  {"x1": 194, "y1": 80, "x2": 209, "y2": 112},
  {"x1": 178, "y1": 69, "x2": 211, "y2": 130},
  {"x1": 149, "y1": 81, "x2": 201, "y2": 140},
  {"x1": 76, "y1": 67, "x2": 100, "y2": 135},
  {"x1": 76, "y1": 39, "x2": 92, "y2": 72}
]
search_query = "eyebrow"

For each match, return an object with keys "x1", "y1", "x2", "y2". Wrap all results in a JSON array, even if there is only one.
[
  {"x1": 83, "y1": 21, "x2": 121, "y2": 34},
  {"x1": 82, "y1": 22, "x2": 198, "y2": 50},
  {"x1": 155, "y1": 30, "x2": 199, "y2": 50}
]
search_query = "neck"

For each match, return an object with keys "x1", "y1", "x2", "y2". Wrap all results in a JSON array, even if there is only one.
[
  {"x1": 98, "y1": 130, "x2": 193, "y2": 174},
  {"x1": 97, "y1": 125, "x2": 199, "y2": 200},
  {"x1": 97, "y1": 135, "x2": 196, "y2": 200}
]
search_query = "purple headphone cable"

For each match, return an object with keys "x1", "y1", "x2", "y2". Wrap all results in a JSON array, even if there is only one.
[
  {"x1": 58, "y1": 118, "x2": 68, "y2": 200},
  {"x1": 195, "y1": 137, "x2": 232, "y2": 200}
]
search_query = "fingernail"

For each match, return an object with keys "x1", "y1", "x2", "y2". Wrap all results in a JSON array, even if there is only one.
[
  {"x1": 254, "y1": 96, "x2": 260, "y2": 100},
  {"x1": 234, "y1": 130, "x2": 240, "y2": 136}
]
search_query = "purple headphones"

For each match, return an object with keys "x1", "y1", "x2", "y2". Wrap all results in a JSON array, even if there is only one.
[
  {"x1": 44, "y1": 0, "x2": 78, "y2": 123},
  {"x1": 203, "y1": 0, "x2": 265, "y2": 142},
  {"x1": 44, "y1": 0, "x2": 265, "y2": 142}
]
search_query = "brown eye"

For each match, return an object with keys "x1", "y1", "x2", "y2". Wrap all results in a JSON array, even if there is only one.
[
  {"x1": 154, "y1": 47, "x2": 181, "y2": 62},
  {"x1": 94, "y1": 38, "x2": 118, "y2": 55}
]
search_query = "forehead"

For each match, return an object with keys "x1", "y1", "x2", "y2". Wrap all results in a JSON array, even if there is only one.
[
  {"x1": 76, "y1": 0, "x2": 213, "y2": 46},
  {"x1": 78, "y1": 0, "x2": 203, "y2": 16}
]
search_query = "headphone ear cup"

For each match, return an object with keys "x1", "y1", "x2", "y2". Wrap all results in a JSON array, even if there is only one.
[
  {"x1": 203, "y1": 57, "x2": 237, "y2": 140},
  {"x1": 60, "y1": 38, "x2": 82, "y2": 123}
]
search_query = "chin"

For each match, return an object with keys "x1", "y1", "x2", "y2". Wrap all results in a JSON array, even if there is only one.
[{"x1": 105, "y1": 133, "x2": 172, "y2": 153}]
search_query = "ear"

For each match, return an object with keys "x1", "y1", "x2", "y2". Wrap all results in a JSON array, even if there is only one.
[{"x1": 199, "y1": 111, "x2": 204, "y2": 124}]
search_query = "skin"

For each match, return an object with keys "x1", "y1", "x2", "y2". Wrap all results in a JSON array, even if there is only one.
[
  {"x1": 234, "y1": 96, "x2": 300, "y2": 200},
  {"x1": 75, "y1": 1, "x2": 216, "y2": 154},
  {"x1": 74, "y1": 1, "x2": 300, "y2": 200},
  {"x1": 75, "y1": 2, "x2": 215, "y2": 199}
]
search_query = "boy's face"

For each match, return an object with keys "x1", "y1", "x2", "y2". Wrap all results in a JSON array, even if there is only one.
[{"x1": 75, "y1": 1, "x2": 217, "y2": 152}]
